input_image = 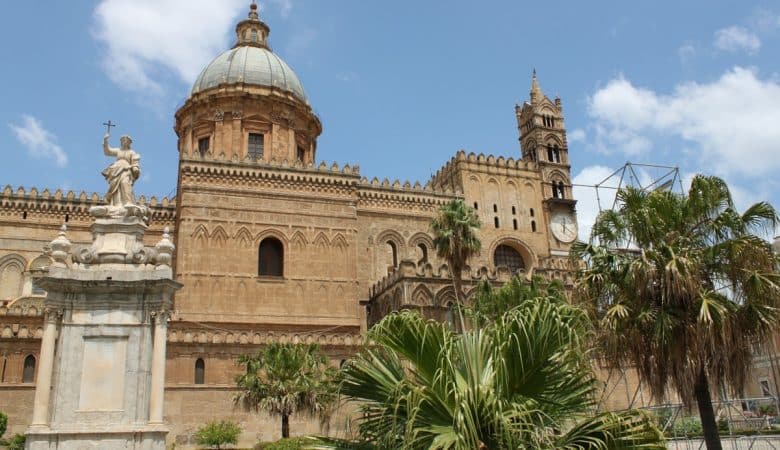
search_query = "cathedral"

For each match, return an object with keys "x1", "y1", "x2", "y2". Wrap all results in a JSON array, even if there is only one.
[{"x1": 0, "y1": 4, "x2": 586, "y2": 447}]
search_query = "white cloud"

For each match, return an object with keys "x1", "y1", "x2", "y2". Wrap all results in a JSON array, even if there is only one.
[
  {"x1": 586, "y1": 67, "x2": 780, "y2": 177},
  {"x1": 265, "y1": 0, "x2": 293, "y2": 18},
  {"x1": 572, "y1": 165, "x2": 616, "y2": 241},
  {"x1": 8, "y1": 115, "x2": 68, "y2": 167},
  {"x1": 92, "y1": 0, "x2": 247, "y2": 95},
  {"x1": 568, "y1": 128, "x2": 586, "y2": 143},
  {"x1": 714, "y1": 26, "x2": 761, "y2": 54},
  {"x1": 678, "y1": 43, "x2": 696, "y2": 63}
]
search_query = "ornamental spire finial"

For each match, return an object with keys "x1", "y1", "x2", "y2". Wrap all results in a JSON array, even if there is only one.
[
  {"x1": 530, "y1": 69, "x2": 542, "y2": 103},
  {"x1": 235, "y1": 1, "x2": 270, "y2": 49}
]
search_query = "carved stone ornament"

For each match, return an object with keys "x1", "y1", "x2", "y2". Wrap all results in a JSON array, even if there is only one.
[{"x1": 214, "y1": 110, "x2": 225, "y2": 121}]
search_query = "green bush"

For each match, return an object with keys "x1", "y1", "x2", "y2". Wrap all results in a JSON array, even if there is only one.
[
  {"x1": 195, "y1": 420, "x2": 241, "y2": 449},
  {"x1": 8, "y1": 433, "x2": 26, "y2": 450},
  {"x1": 0, "y1": 411, "x2": 7, "y2": 438},
  {"x1": 256, "y1": 437, "x2": 308, "y2": 450}
]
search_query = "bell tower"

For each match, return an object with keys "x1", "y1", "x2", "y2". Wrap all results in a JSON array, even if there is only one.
[{"x1": 515, "y1": 71, "x2": 578, "y2": 249}]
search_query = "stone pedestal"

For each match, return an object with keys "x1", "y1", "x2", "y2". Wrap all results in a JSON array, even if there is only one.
[{"x1": 25, "y1": 208, "x2": 180, "y2": 450}]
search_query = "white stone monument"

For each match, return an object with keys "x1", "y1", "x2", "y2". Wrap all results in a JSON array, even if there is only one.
[{"x1": 25, "y1": 133, "x2": 181, "y2": 450}]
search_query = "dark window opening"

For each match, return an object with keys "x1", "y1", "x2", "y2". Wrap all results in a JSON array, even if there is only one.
[
  {"x1": 494, "y1": 217, "x2": 499, "y2": 228},
  {"x1": 547, "y1": 145, "x2": 554, "y2": 161},
  {"x1": 494, "y1": 244, "x2": 525, "y2": 273},
  {"x1": 248, "y1": 133, "x2": 264, "y2": 160},
  {"x1": 23, "y1": 355, "x2": 35, "y2": 383},
  {"x1": 388, "y1": 241, "x2": 398, "y2": 268},
  {"x1": 258, "y1": 237, "x2": 284, "y2": 277},
  {"x1": 198, "y1": 137, "x2": 209, "y2": 156},
  {"x1": 530, "y1": 208, "x2": 535, "y2": 217},
  {"x1": 195, "y1": 358, "x2": 205, "y2": 384},
  {"x1": 557, "y1": 182, "x2": 566, "y2": 199},
  {"x1": 64, "y1": 214, "x2": 69, "y2": 223},
  {"x1": 417, "y1": 243, "x2": 428, "y2": 265},
  {"x1": 493, "y1": 204, "x2": 498, "y2": 213},
  {"x1": 32, "y1": 279, "x2": 44, "y2": 295},
  {"x1": 473, "y1": 202, "x2": 478, "y2": 210},
  {"x1": 511, "y1": 206, "x2": 516, "y2": 215},
  {"x1": 513, "y1": 219, "x2": 518, "y2": 230},
  {"x1": 297, "y1": 146, "x2": 306, "y2": 162},
  {"x1": 553, "y1": 145, "x2": 561, "y2": 163},
  {"x1": 22, "y1": 211, "x2": 27, "y2": 220},
  {"x1": 760, "y1": 380, "x2": 772, "y2": 397},
  {"x1": 531, "y1": 220, "x2": 537, "y2": 232}
]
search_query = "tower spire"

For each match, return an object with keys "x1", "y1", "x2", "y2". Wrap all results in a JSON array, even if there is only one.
[{"x1": 530, "y1": 69, "x2": 542, "y2": 103}]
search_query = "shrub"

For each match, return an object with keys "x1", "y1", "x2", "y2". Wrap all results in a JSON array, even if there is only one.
[
  {"x1": 0, "y1": 411, "x2": 7, "y2": 438},
  {"x1": 8, "y1": 433, "x2": 26, "y2": 450},
  {"x1": 256, "y1": 437, "x2": 308, "y2": 450},
  {"x1": 195, "y1": 420, "x2": 241, "y2": 449}
]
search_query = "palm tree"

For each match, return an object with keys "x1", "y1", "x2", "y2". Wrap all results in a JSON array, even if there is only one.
[
  {"x1": 431, "y1": 199, "x2": 481, "y2": 305},
  {"x1": 235, "y1": 343, "x2": 338, "y2": 439},
  {"x1": 573, "y1": 175, "x2": 780, "y2": 450},
  {"x1": 313, "y1": 296, "x2": 664, "y2": 449}
]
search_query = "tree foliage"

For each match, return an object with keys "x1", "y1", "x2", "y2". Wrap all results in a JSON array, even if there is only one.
[
  {"x1": 195, "y1": 420, "x2": 241, "y2": 449},
  {"x1": 313, "y1": 294, "x2": 664, "y2": 449},
  {"x1": 235, "y1": 343, "x2": 338, "y2": 439},
  {"x1": 573, "y1": 174, "x2": 780, "y2": 449},
  {"x1": 469, "y1": 275, "x2": 566, "y2": 326},
  {"x1": 431, "y1": 199, "x2": 481, "y2": 304}
]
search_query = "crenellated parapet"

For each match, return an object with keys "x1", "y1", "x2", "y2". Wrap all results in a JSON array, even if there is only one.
[
  {"x1": 429, "y1": 150, "x2": 539, "y2": 191},
  {"x1": 167, "y1": 324, "x2": 362, "y2": 348},
  {"x1": 0, "y1": 185, "x2": 176, "y2": 223},
  {"x1": 357, "y1": 176, "x2": 458, "y2": 213},
  {"x1": 179, "y1": 157, "x2": 362, "y2": 198}
]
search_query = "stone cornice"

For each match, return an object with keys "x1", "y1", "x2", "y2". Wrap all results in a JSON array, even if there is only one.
[{"x1": 430, "y1": 150, "x2": 540, "y2": 189}]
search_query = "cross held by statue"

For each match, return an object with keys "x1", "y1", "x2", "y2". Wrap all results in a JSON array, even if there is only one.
[{"x1": 103, "y1": 120, "x2": 116, "y2": 135}]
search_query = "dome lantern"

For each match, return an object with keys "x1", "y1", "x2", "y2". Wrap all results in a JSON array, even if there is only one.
[{"x1": 234, "y1": 2, "x2": 270, "y2": 49}]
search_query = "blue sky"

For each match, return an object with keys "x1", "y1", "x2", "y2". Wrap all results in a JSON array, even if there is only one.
[{"x1": 1, "y1": 1, "x2": 779, "y2": 238}]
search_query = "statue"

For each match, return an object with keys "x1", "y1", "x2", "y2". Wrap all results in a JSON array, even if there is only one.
[{"x1": 102, "y1": 133, "x2": 140, "y2": 207}]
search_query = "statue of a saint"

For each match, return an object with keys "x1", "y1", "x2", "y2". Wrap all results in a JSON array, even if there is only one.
[{"x1": 102, "y1": 134, "x2": 141, "y2": 207}]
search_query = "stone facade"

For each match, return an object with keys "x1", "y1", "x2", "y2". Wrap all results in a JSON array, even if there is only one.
[{"x1": 0, "y1": 4, "x2": 725, "y2": 449}]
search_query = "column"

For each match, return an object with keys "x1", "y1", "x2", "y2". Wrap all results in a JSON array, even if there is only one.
[
  {"x1": 149, "y1": 310, "x2": 169, "y2": 424},
  {"x1": 30, "y1": 308, "x2": 59, "y2": 427}
]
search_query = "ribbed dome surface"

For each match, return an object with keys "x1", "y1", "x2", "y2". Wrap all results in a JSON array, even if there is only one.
[{"x1": 191, "y1": 46, "x2": 307, "y2": 104}]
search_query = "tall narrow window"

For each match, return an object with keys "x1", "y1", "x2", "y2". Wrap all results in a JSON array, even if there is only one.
[
  {"x1": 494, "y1": 217, "x2": 499, "y2": 228},
  {"x1": 387, "y1": 241, "x2": 398, "y2": 268},
  {"x1": 530, "y1": 208, "x2": 535, "y2": 217},
  {"x1": 493, "y1": 204, "x2": 498, "y2": 213},
  {"x1": 473, "y1": 202, "x2": 478, "y2": 210},
  {"x1": 250, "y1": 29, "x2": 258, "y2": 42},
  {"x1": 195, "y1": 358, "x2": 205, "y2": 385},
  {"x1": 513, "y1": 219, "x2": 518, "y2": 230},
  {"x1": 417, "y1": 244, "x2": 428, "y2": 265},
  {"x1": 552, "y1": 182, "x2": 560, "y2": 198},
  {"x1": 558, "y1": 181, "x2": 566, "y2": 199},
  {"x1": 258, "y1": 237, "x2": 284, "y2": 277},
  {"x1": 198, "y1": 137, "x2": 210, "y2": 156},
  {"x1": 553, "y1": 145, "x2": 561, "y2": 163},
  {"x1": 23, "y1": 355, "x2": 35, "y2": 383},
  {"x1": 547, "y1": 145, "x2": 554, "y2": 161},
  {"x1": 531, "y1": 220, "x2": 537, "y2": 232},
  {"x1": 297, "y1": 146, "x2": 306, "y2": 162},
  {"x1": 248, "y1": 133, "x2": 264, "y2": 160},
  {"x1": 511, "y1": 206, "x2": 516, "y2": 215}
]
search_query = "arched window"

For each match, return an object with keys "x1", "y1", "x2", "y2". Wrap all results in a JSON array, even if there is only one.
[
  {"x1": 494, "y1": 245, "x2": 525, "y2": 273},
  {"x1": 547, "y1": 145, "x2": 554, "y2": 161},
  {"x1": 387, "y1": 241, "x2": 398, "y2": 268},
  {"x1": 194, "y1": 358, "x2": 205, "y2": 385},
  {"x1": 417, "y1": 243, "x2": 428, "y2": 265},
  {"x1": 553, "y1": 145, "x2": 561, "y2": 163},
  {"x1": 558, "y1": 181, "x2": 566, "y2": 199},
  {"x1": 258, "y1": 237, "x2": 284, "y2": 277},
  {"x1": 23, "y1": 355, "x2": 36, "y2": 383}
]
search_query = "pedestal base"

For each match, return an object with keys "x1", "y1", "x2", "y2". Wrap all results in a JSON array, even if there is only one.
[{"x1": 26, "y1": 425, "x2": 168, "y2": 450}]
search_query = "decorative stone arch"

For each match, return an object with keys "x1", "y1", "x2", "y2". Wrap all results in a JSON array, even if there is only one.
[
  {"x1": 331, "y1": 233, "x2": 349, "y2": 251},
  {"x1": 543, "y1": 133, "x2": 564, "y2": 146},
  {"x1": 234, "y1": 226, "x2": 253, "y2": 246},
  {"x1": 0, "y1": 254, "x2": 27, "y2": 301},
  {"x1": 191, "y1": 224, "x2": 209, "y2": 240},
  {"x1": 26, "y1": 255, "x2": 52, "y2": 272},
  {"x1": 408, "y1": 232, "x2": 433, "y2": 264},
  {"x1": 211, "y1": 225, "x2": 229, "y2": 247},
  {"x1": 312, "y1": 232, "x2": 330, "y2": 249},
  {"x1": 546, "y1": 169, "x2": 570, "y2": 184},
  {"x1": 410, "y1": 284, "x2": 433, "y2": 307},
  {"x1": 255, "y1": 228, "x2": 288, "y2": 247},
  {"x1": 487, "y1": 237, "x2": 537, "y2": 275},
  {"x1": 256, "y1": 229, "x2": 287, "y2": 278},
  {"x1": 289, "y1": 230, "x2": 308, "y2": 251},
  {"x1": 376, "y1": 229, "x2": 406, "y2": 252},
  {"x1": 435, "y1": 286, "x2": 457, "y2": 307}
]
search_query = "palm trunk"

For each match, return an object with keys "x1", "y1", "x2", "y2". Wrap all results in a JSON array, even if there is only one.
[
  {"x1": 695, "y1": 368, "x2": 722, "y2": 450},
  {"x1": 282, "y1": 413, "x2": 290, "y2": 439},
  {"x1": 451, "y1": 270, "x2": 466, "y2": 332}
]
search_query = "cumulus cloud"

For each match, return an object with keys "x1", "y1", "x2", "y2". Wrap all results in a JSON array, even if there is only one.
[
  {"x1": 572, "y1": 165, "x2": 616, "y2": 241},
  {"x1": 714, "y1": 26, "x2": 761, "y2": 54},
  {"x1": 587, "y1": 67, "x2": 780, "y2": 177},
  {"x1": 92, "y1": 0, "x2": 247, "y2": 95},
  {"x1": 568, "y1": 128, "x2": 586, "y2": 143},
  {"x1": 8, "y1": 115, "x2": 68, "y2": 167}
]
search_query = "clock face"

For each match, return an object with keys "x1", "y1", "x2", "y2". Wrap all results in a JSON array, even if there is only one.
[{"x1": 550, "y1": 211, "x2": 578, "y2": 243}]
